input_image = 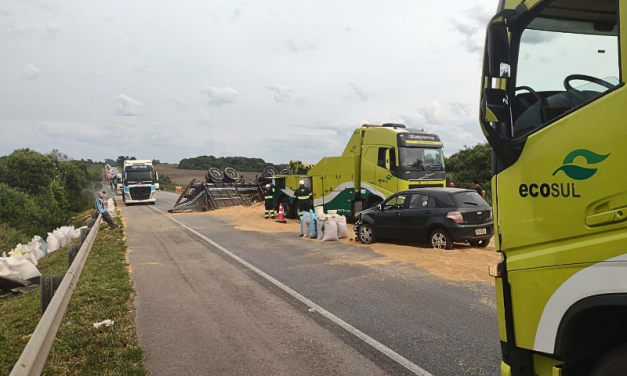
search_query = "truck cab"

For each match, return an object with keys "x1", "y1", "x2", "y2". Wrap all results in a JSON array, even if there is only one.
[
  {"x1": 272, "y1": 123, "x2": 446, "y2": 218},
  {"x1": 122, "y1": 160, "x2": 157, "y2": 204},
  {"x1": 480, "y1": 1, "x2": 626, "y2": 375}
]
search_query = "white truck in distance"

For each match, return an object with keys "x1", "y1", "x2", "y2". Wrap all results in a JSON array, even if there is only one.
[{"x1": 122, "y1": 160, "x2": 158, "y2": 204}]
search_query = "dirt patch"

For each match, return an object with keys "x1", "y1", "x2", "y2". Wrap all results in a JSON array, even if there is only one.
[
  {"x1": 155, "y1": 164, "x2": 259, "y2": 186},
  {"x1": 186, "y1": 205, "x2": 501, "y2": 283}
]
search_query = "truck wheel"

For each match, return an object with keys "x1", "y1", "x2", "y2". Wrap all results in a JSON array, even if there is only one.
[
  {"x1": 591, "y1": 344, "x2": 627, "y2": 376},
  {"x1": 279, "y1": 168, "x2": 291, "y2": 175},
  {"x1": 358, "y1": 224, "x2": 377, "y2": 244},
  {"x1": 223, "y1": 167, "x2": 239, "y2": 182},
  {"x1": 262, "y1": 166, "x2": 278, "y2": 178},
  {"x1": 430, "y1": 229, "x2": 453, "y2": 250},
  {"x1": 279, "y1": 197, "x2": 294, "y2": 219},
  {"x1": 469, "y1": 239, "x2": 490, "y2": 248}
]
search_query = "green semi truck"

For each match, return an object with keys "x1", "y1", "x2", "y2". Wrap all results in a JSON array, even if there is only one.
[{"x1": 270, "y1": 123, "x2": 446, "y2": 218}]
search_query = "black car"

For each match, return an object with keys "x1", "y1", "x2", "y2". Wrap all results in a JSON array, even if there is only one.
[{"x1": 354, "y1": 188, "x2": 493, "y2": 249}]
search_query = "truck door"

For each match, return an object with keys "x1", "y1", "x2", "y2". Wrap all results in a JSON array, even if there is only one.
[
  {"x1": 481, "y1": 1, "x2": 626, "y2": 373},
  {"x1": 375, "y1": 147, "x2": 397, "y2": 197}
]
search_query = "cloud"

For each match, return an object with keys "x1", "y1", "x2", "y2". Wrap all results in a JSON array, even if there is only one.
[
  {"x1": 266, "y1": 85, "x2": 292, "y2": 103},
  {"x1": 171, "y1": 96, "x2": 188, "y2": 109},
  {"x1": 134, "y1": 61, "x2": 154, "y2": 75},
  {"x1": 398, "y1": 100, "x2": 482, "y2": 153},
  {"x1": 6, "y1": 24, "x2": 35, "y2": 38},
  {"x1": 45, "y1": 23, "x2": 61, "y2": 39},
  {"x1": 22, "y1": 64, "x2": 43, "y2": 80},
  {"x1": 198, "y1": 110, "x2": 211, "y2": 124},
  {"x1": 522, "y1": 30, "x2": 559, "y2": 45},
  {"x1": 200, "y1": 86, "x2": 239, "y2": 106},
  {"x1": 295, "y1": 97, "x2": 306, "y2": 105},
  {"x1": 450, "y1": 6, "x2": 492, "y2": 54},
  {"x1": 0, "y1": 9, "x2": 11, "y2": 16},
  {"x1": 230, "y1": 8, "x2": 241, "y2": 21},
  {"x1": 115, "y1": 94, "x2": 143, "y2": 116},
  {"x1": 34, "y1": 121, "x2": 125, "y2": 145},
  {"x1": 286, "y1": 40, "x2": 316, "y2": 53},
  {"x1": 349, "y1": 82, "x2": 369, "y2": 101}
]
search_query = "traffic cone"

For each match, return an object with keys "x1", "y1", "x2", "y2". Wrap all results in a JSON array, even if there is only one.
[{"x1": 276, "y1": 203, "x2": 287, "y2": 223}]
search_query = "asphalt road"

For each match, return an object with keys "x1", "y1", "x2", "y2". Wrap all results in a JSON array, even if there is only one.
[{"x1": 121, "y1": 191, "x2": 501, "y2": 376}]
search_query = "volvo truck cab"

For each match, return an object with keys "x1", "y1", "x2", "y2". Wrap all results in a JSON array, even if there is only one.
[{"x1": 480, "y1": 1, "x2": 626, "y2": 375}]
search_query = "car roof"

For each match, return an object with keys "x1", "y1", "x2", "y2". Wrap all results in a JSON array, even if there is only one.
[{"x1": 399, "y1": 187, "x2": 475, "y2": 198}]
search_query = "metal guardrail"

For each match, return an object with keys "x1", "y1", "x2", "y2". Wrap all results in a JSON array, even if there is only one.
[{"x1": 10, "y1": 214, "x2": 103, "y2": 376}]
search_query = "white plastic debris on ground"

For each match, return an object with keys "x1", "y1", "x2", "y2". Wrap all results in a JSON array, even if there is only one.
[
  {"x1": 46, "y1": 232, "x2": 60, "y2": 253},
  {"x1": 6, "y1": 254, "x2": 41, "y2": 280},
  {"x1": 93, "y1": 319, "x2": 114, "y2": 328}
]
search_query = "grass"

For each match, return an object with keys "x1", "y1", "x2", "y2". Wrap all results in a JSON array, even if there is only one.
[{"x1": 0, "y1": 209, "x2": 147, "y2": 376}]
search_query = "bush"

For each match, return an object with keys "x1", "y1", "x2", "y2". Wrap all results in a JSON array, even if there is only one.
[
  {"x1": 0, "y1": 149, "x2": 57, "y2": 196},
  {"x1": 0, "y1": 223, "x2": 29, "y2": 253},
  {"x1": 445, "y1": 143, "x2": 492, "y2": 202}
]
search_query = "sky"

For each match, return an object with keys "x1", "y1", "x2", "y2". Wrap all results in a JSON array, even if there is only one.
[{"x1": 0, "y1": 0, "x2": 500, "y2": 164}]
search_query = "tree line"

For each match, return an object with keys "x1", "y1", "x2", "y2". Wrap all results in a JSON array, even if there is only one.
[
  {"x1": 0, "y1": 149, "x2": 101, "y2": 251},
  {"x1": 178, "y1": 155, "x2": 287, "y2": 172},
  {"x1": 444, "y1": 143, "x2": 492, "y2": 202}
]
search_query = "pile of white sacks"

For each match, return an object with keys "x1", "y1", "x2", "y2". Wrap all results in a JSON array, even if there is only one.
[
  {"x1": 0, "y1": 225, "x2": 87, "y2": 281},
  {"x1": 300, "y1": 210, "x2": 349, "y2": 242}
]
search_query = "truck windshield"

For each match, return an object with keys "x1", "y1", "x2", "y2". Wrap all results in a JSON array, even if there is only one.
[
  {"x1": 398, "y1": 147, "x2": 444, "y2": 170},
  {"x1": 126, "y1": 171, "x2": 153, "y2": 183}
]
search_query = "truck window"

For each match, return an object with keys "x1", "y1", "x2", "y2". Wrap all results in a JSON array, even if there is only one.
[
  {"x1": 512, "y1": 1, "x2": 619, "y2": 138},
  {"x1": 377, "y1": 148, "x2": 386, "y2": 168}
]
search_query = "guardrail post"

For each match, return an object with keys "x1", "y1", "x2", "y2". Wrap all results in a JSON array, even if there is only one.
[
  {"x1": 91, "y1": 211, "x2": 98, "y2": 219},
  {"x1": 40, "y1": 275, "x2": 65, "y2": 316},
  {"x1": 87, "y1": 219, "x2": 95, "y2": 229},
  {"x1": 68, "y1": 243, "x2": 80, "y2": 266},
  {"x1": 80, "y1": 227, "x2": 89, "y2": 243}
]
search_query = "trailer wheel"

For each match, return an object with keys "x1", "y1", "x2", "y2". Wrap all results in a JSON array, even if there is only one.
[
  {"x1": 262, "y1": 166, "x2": 278, "y2": 178},
  {"x1": 223, "y1": 167, "x2": 239, "y2": 182},
  {"x1": 279, "y1": 168, "x2": 291, "y2": 175},
  {"x1": 591, "y1": 344, "x2": 627, "y2": 376},
  {"x1": 207, "y1": 167, "x2": 224, "y2": 183}
]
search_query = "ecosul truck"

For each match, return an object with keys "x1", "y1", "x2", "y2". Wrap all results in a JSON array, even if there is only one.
[
  {"x1": 271, "y1": 123, "x2": 446, "y2": 218},
  {"x1": 480, "y1": 0, "x2": 626, "y2": 375},
  {"x1": 122, "y1": 160, "x2": 158, "y2": 204}
]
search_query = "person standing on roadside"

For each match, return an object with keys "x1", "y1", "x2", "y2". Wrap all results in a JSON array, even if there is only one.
[
  {"x1": 471, "y1": 179, "x2": 486, "y2": 198},
  {"x1": 263, "y1": 184, "x2": 275, "y2": 219},
  {"x1": 96, "y1": 192, "x2": 118, "y2": 229},
  {"x1": 294, "y1": 180, "x2": 312, "y2": 218}
]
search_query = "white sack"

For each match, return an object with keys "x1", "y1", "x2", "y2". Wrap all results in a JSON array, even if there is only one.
[
  {"x1": 321, "y1": 217, "x2": 339, "y2": 242},
  {"x1": 46, "y1": 232, "x2": 60, "y2": 253},
  {"x1": 316, "y1": 214, "x2": 326, "y2": 240},
  {"x1": 337, "y1": 216, "x2": 348, "y2": 239},
  {"x1": 6, "y1": 255, "x2": 41, "y2": 280}
]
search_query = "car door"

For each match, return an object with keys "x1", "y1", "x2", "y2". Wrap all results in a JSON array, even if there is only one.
[
  {"x1": 375, "y1": 193, "x2": 407, "y2": 238},
  {"x1": 400, "y1": 193, "x2": 435, "y2": 240}
]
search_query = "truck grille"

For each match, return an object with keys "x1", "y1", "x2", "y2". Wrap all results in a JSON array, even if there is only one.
[{"x1": 130, "y1": 187, "x2": 151, "y2": 200}]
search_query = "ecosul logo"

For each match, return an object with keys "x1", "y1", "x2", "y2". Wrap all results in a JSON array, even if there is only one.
[{"x1": 519, "y1": 149, "x2": 610, "y2": 198}]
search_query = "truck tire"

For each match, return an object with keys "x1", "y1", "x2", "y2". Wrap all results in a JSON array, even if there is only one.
[
  {"x1": 358, "y1": 224, "x2": 377, "y2": 244},
  {"x1": 591, "y1": 344, "x2": 627, "y2": 376},
  {"x1": 279, "y1": 197, "x2": 295, "y2": 219},
  {"x1": 279, "y1": 168, "x2": 291, "y2": 175},
  {"x1": 430, "y1": 229, "x2": 453, "y2": 250},
  {"x1": 223, "y1": 167, "x2": 239, "y2": 182},
  {"x1": 207, "y1": 167, "x2": 224, "y2": 183},
  {"x1": 262, "y1": 166, "x2": 278, "y2": 178}
]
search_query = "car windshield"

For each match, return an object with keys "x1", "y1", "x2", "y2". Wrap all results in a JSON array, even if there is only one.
[
  {"x1": 398, "y1": 147, "x2": 444, "y2": 170},
  {"x1": 450, "y1": 191, "x2": 488, "y2": 208},
  {"x1": 126, "y1": 171, "x2": 153, "y2": 183}
]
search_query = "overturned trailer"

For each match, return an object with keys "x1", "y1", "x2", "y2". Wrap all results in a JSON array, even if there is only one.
[{"x1": 168, "y1": 179, "x2": 263, "y2": 213}]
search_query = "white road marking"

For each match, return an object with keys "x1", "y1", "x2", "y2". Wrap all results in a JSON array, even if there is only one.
[{"x1": 149, "y1": 205, "x2": 434, "y2": 376}]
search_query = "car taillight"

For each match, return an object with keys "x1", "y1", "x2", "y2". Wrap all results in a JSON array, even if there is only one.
[{"x1": 446, "y1": 211, "x2": 464, "y2": 223}]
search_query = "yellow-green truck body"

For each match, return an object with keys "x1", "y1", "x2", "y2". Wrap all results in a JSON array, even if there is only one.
[
  {"x1": 271, "y1": 124, "x2": 446, "y2": 218},
  {"x1": 480, "y1": 0, "x2": 627, "y2": 375}
]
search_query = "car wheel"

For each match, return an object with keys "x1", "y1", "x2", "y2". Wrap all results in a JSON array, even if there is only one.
[
  {"x1": 358, "y1": 224, "x2": 377, "y2": 244},
  {"x1": 470, "y1": 239, "x2": 490, "y2": 248},
  {"x1": 430, "y1": 229, "x2": 453, "y2": 250},
  {"x1": 590, "y1": 344, "x2": 627, "y2": 376}
]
